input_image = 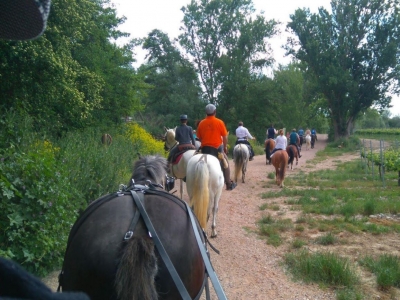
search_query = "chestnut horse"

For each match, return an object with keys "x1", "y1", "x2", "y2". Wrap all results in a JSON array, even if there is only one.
[
  {"x1": 271, "y1": 150, "x2": 288, "y2": 188},
  {"x1": 286, "y1": 144, "x2": 299, "y2": 170},
  {"x1": 264, "y1": 138, "x2": 275, "y2": 165}
]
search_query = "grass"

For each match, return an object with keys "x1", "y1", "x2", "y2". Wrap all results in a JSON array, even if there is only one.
[
  {"x1": 359, "y1": 254, "x2": 400, "y2": 290},
  {"x1": 284, "y1": 250, "x2": 359, "y2": 287},
  {"x1": 257, "y1": 134, "x2": 400, "y2": 298}
]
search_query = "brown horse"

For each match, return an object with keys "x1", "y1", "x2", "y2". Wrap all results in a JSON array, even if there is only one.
[
  {"x1": 271, "y1": 150, "x2": 288, "y2": 188},
  {"x1": 286, "y1": 144, "x2": 299, "y2": 170},
  {"x1": 101, "y1": 133, "x2": 112, "y2": 146},
  {"x1": 264, "y1": 138, "x2": 275, "y2": 165}
]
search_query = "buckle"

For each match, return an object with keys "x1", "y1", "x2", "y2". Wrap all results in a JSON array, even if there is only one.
[{"x1": 124, "y1": 231, "x2": 133, "y2": 240}]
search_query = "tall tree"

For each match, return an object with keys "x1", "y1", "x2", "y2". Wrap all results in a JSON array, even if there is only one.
[
  {"x1": 286, "y1": 0, "x2": 400, "y2": 139},
  {"x1": 138, "y1": 30, "x2": 204, "y2": 135},
  {"x1": 179, "y1": 0, "x2": 278, "y2": 109}
]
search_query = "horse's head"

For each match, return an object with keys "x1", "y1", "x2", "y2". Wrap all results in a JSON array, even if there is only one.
[
  {"x1": 130, "y1": 155, "x2": 168, "y2": 186},
  {"x1": 164, "y1": 127, "x2": 177, "y2": 151}
]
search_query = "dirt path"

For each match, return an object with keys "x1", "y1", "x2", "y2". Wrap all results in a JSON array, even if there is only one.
[
  {"x1": 44, "y1": 135, "x2": 398, "y2": 299},
  {"x1": 191, "y1": 134, "x2": 336, "y2": 300}
]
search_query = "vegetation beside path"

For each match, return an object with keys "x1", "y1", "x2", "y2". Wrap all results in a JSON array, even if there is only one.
[{"x1": 257, "y1": 135, "x2": 400, "y2": 300}]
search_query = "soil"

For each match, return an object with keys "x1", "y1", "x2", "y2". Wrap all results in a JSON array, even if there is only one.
[{"x1": 43, "y1": 134, "x2": 400, "y2": 299}]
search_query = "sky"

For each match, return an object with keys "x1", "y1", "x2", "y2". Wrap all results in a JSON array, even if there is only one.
[{"x1": 111, "y1": 0, "x2": 400, "y2": 117}]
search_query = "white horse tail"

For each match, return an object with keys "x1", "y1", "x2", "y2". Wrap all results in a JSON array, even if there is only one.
[
  {"x1": 191, "y1": 159, "x2": 210, "y2": 230},
  {"x1": 233, "y1": 145, "x2": 243, "y2": 182}
]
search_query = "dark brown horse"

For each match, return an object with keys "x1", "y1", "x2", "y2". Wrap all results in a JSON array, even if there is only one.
[
  {"x1": 101, "y1": 133, "x2": 112, "y2": 146},
  {"x1": 286, "y1": 144, "x2": 299, "y2": 170},
  {"x1": 58, "y1": 155, "x2": 207, "y2": 300},
  {"x1": 264, "y1": 138, "x2": 276, "y2": 165},
  {"x1": 271, "y1": 150, "x2": 288, "y2": 188}
]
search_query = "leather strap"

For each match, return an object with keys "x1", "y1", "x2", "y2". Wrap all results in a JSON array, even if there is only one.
[
  {"x1": 184, "y1": 202, "x2": 228, "y2": 300},
  {"x1": 130, "y1": 190, "x2": 191, "y2": 300}
]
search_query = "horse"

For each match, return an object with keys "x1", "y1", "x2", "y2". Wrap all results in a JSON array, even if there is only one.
[
  {"x1": 286, "y1": 144, "x2": 299, "y2": 170},
  {"x1": 271, "y1": 150, "x2": 288, "y2": 188},
  {"x1": 58, "y1": 155, "x2": 208, "y2": 300},
  {"x1": 311, "y1": 134, "x2": 317, "y2": 149},
  {"x1": 101, "y1": 133, "x2": 112, "y2": 146},
  {"x1": 164, "y1": 127, "x2": 197, "y2": 199},
  {"x1": 233, "y1": 143, "x2": 249, "y2": 183},
  {"x1": 186, "y1": 153, "x2": 224, "y2": 238},
  {"x1": 264, "y1": 138, "x2": 275, "y2": 165},
  {"x1": 305, "y1": 134, "x2": 311, "y2": 150}
]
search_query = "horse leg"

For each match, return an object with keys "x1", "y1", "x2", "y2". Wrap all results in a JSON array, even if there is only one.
[{"x1": 210, "y1": 189, "x2": 222, "y2": 238}]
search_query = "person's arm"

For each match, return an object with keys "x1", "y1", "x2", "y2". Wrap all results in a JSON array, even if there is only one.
[
  {"x1": 222, "y1": 135, "x2": 228, "y2": 154},
  {"x1": 246, "y1": 128, "x2": 254, "y2": 140}
]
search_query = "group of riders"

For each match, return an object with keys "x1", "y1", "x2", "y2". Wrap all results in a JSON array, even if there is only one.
[
  {"x1": 167, "y1": 103, "x2": 317, "y2": 191},
  {"x1": 268, "y1": 125, "x2": 317, "y2": 158}
]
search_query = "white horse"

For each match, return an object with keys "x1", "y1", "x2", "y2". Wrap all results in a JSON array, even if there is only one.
[
  {"x1": 164, "y1": 127, "x2": 197, "y2": 199},
  {"x1": 305, "y1": 134, "x2": 311, "y2": 150},
  {"x1": 233, "y1": 143, "x2": 249, "y2": 183},
  {"x1": 186, "y1": 154, "x2": 224, "y2": 238}
]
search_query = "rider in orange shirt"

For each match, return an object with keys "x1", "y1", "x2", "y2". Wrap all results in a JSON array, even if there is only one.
[{"x1": 197, "y1": 104, "x2": 236, "y2": 190}]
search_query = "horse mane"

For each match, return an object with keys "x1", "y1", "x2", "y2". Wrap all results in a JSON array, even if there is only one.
[{"x1": 129, "y1": 155, "x2": 168, "y2": 185}]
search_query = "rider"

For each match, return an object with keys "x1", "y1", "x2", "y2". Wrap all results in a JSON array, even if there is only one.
[
  {"x1": 311, "y1": 128, "x2": 317, "y2": 140},
  {"x1": 270, "y1": 129, "x2": 287, "y2": 157},
  {"x1": 298, "y1": 127, "x2": 304, "y2": 144},
  {"x1": 167, "y1": 114, "x2": 196, "y2": 164},
  {"x1": 196, "y1": 104, "x2": 236, "y2": 191},
  {"x1": 289, "y1": 128, "x2": 302, "y2": 158},
  {"x1": 235, "y1": 121, "x2": 256, "y2": 161},
  {"x1": 266, "y1": 124, "x2": 277, "y2": 140}
]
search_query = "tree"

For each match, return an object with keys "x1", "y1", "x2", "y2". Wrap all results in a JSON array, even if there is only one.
[
  {"x1": 138, "y1": 30, "x2": 204, "y2": 135},
  {"x1": 286, "y1": 0, "x2": 400, "y2": 139},
  {"x1": 179, "y1": 0, "x2": 278, "y2": 107}
]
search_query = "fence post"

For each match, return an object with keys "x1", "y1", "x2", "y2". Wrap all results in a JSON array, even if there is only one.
[
  {"x1": 379, "y1": 140, "x2": 386, "y2": 188},
  {"x1": 370, "y1": 140, "x2": 374, "y2": 179}
]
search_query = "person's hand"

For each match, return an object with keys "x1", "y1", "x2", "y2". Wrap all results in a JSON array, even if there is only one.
[{"x1": 224, "y1": 145, "x2": 228, "y2": 154}]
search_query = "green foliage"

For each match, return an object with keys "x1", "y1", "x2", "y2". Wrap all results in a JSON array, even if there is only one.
[
  {"x1": 315, "y1": 232, "x2": 337, "y2": 245},
  {"x1": 124, "y1": 123, "x2": 166, "y2": 157},
  {"x1": 356, "y1": 128, "x2": 400, "y2": 136},
  {"x1": 287, "y1": 0, "x2": 400, "y2": 139},
  {"x1": 0, "y1": 141, "x2": 83, "y2": 276},
  {"x1": 284, "y1": 250, "x2": 358, "y2": 288},
  {"x1": 56, "y1": 126, "x2": 137, "y2": 202},
  {"x1": 359, "y1": 254, "x2": 400, "y2": 289}
]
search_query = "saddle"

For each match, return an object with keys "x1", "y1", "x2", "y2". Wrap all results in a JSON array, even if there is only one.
[
  {"x1": 200, "y1": 146, "x2": 228, "y2": 169},
  {"x1": 172, "y1": 144, "x2": 196, "y2": 164}
]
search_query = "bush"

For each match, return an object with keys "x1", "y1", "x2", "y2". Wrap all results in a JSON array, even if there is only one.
[{"x1": 0, "y1": 141, "x2": 84, "y2": 276}]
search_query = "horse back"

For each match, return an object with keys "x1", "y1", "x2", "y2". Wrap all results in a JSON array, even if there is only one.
[{"x1": 61, "y1": 192, "x2": 205, "y2": 300}]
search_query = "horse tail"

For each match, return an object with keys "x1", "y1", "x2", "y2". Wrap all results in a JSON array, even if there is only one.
[
  {"x1": 191, "y1": 160, "x2": 210, "y2": 229},
  {"x1": 288, "y1": 146, "x2": 294, "y2": 165},
  {"x1": 265, "y1": 140, "x2": 271, "y2": 159},
  {"x1": 115, "y1": 237, "x2": 158, "y2": 300},
  {"x1": 233, "y1": 146, "x2": 243, "y2": 181}
]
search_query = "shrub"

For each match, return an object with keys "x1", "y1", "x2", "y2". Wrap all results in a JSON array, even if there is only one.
[
  {"x1": 124, "y1": 123, "x2": 166, "y2": 156},
  {"x1": 0, "y1": 141, "x2": 83, "y2": 276}
]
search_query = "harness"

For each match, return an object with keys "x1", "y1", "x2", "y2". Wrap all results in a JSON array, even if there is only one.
[{"x1": 58, "y1": 181, "x2": 227, "y2": 300}]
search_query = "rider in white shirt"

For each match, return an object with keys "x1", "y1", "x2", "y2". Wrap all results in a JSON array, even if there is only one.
[
  {"x1": 270, "y1": 129, "x2": 287, "y2": 157},
  {"x1": 235, "y1": 121, "x2": 256, "y2": 161}
]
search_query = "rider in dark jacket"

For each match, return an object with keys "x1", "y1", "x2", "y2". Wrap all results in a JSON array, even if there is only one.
[{"x1": 289, "y1": 129, "x2": 302, "y2": 158}]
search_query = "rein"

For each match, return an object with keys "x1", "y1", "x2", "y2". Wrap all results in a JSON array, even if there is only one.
[{"x1": 125, "y1": 181, "x2": 227, "y2": 300}]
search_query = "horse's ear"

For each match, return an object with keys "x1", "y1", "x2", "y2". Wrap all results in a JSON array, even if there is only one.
[
  {"x1": 174, "y1": 126, "x2": 177, "y2": 131},
  {"x1": 164, "y1": 126, "x2": 168, "y2": 132}
]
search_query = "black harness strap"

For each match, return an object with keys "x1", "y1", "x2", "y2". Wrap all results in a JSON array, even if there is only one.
[
  {"x1": 130, "y1": 190, "x2": 192, "y2": 300},
  {"x1": 184, "y1": 202, "x2": 228, "y2": 300}
]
